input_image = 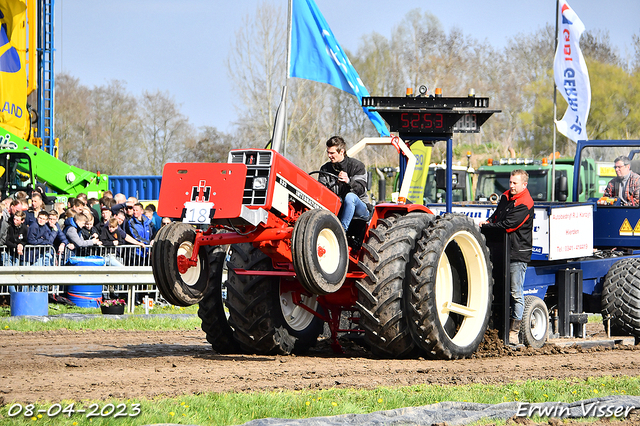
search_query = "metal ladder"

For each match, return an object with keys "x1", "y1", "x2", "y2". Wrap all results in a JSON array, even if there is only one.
[{"x1": 37, "y1": 0, "x2": 56, "y2": 157}]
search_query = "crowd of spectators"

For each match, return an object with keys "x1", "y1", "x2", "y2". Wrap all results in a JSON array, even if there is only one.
[{"x1": 0, "y1": 188, "x2": 171, "y2": 268}]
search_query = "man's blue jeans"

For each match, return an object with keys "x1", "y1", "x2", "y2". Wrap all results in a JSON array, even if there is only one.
[
  {"x1": 338, "y1": 192, "x2": 370, "y2": 231},
  {"x1": 510, "y1": 261, "x2": 527, "y2": 321}
]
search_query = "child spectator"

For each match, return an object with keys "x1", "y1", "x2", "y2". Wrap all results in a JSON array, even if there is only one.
[
  {"x1": 84, "y1": 208, "x2": 100, "y2": 240},
  {"x1": 49, "y1": 210, "x2": 74, "y2": 255},
  {"x1": 100, "y1": 217, "x2": 124, "y2": 246},
  {"x1": 99, "y1": 217, "x2": 125, "y2": 267},
  {"x1": 27, "y1": 210, "x2": 56, "y2": 265},
  {"x1": 96, "y1": 206, "x2": 112, "y2": 233}
]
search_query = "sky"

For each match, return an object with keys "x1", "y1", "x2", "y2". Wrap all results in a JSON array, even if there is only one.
[{"x1": 53, "y1": 0, "x2": 639, "y2": 135}]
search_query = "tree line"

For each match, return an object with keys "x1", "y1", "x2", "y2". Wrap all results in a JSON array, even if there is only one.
[{"x1": 55, "y1": 4, "x2": 640, "y2": 175}]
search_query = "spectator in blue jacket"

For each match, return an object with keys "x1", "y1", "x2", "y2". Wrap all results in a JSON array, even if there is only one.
[
  {"x1": 48, "y1": 210, "x2": 74, "y2": 256},
  {"x1": 27, "y1": 210, "x2": 56, "y2": 266},
  {"x1": 127, "y1": 203, "x2": 154, "y2": 264},
  {"x1": 144, "y1": 203, "x2": 162, "y2": 232}
]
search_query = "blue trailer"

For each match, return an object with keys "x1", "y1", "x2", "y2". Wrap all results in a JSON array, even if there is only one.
[{"x1": 109, "y1": 175, "x2": 162, "y2": 201}]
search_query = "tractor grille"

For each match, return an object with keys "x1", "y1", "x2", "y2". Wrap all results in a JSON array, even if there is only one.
[{"x1": 228, "y1": 150, "x2": 273, "y2": 206}]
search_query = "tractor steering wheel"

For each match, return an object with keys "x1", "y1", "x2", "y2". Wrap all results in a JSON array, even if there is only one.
[
  {"x1": 309, "y1": 170, "x2": 339, "y2": 181},
  {"x1": 309, "y1": 170, "x2": 342, "y2": 194}
]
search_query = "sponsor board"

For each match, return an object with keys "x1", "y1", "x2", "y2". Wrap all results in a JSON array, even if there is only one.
[{"x1": 426, "y1": 203, "x2": 592, "y2": 261}]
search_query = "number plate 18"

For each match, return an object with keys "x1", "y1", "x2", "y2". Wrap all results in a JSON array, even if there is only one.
[{"x1": 183, "y1": 202, "x2": 214, "y2": 224}]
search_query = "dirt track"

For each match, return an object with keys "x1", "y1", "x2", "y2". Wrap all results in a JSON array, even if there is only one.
[{"x1": 1, "y1": 323, "x2": 639, "y2": 404}]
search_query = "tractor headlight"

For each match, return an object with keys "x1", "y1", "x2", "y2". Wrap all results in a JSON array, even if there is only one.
[{"x1": 252, "y1": 177, "x2": 267, "y2": 190}]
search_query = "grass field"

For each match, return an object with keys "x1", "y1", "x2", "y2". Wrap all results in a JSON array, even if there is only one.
[
  {"x1": 0, "y1": 304, "x2": 635, "y2": 425},
  {"x1": 0, "y1": 303, "x2": 201, "y2": 331},
  {"x1": 0, "y1": 376, "x2": 637, "y2": 426}
]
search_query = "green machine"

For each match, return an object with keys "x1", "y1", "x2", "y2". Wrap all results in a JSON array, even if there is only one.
[{"x1": 0, "y1": 129, "x2": 108, "y2": 203}]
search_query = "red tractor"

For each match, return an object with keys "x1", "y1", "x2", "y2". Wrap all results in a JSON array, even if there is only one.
[{"x1": 152, "y1": 93, "x2": 499, "y2": 359}]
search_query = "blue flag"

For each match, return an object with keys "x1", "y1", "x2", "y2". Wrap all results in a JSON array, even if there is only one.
[{"x1": 288, "y1": 0, "x2": 389, "y2": 136}]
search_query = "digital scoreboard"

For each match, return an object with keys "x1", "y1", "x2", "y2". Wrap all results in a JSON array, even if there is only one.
[{"x1": 362, "y1": 95, "x2": 500, "y2": 138}]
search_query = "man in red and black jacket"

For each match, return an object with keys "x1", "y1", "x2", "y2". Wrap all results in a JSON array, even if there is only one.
[{"x1": 480, "y1": 169, "x2": 534, "y2": 345}]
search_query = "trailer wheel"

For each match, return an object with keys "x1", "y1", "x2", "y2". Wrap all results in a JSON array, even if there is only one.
[
  {"x1": 197, "y1": 245, "x2": 240, "y2": 354},
  {"x1": 601, "y1": 258, "x2": 640, "y2": 337},
  {"x1": 152, "y1": 222, "x2": 210, "y2": 306},
  {"x1": 520, "y1": 296, "x2": 548, "y2": 348},
  {"x1": 356, "y1": 212, "x2": 431, "y2": 358},
  {"x1": 407, "y1": 214, "x2": 493, "y2": 360},
  {"x1": 292, "y1": 209, "x2": 348, "y2": 295},
  {"x1": 226, "y1": 243, "x2": 323, "y2": 354}
]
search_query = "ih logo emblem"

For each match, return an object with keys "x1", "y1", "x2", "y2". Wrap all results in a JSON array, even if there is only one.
[{"x1": 191, "y1": 180, "x2": 211, "y2": 202}]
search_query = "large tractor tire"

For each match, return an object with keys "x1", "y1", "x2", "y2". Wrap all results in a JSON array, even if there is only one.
[
  {"x1": 601, "y1": 258, "x2": 640, "y2": 337},
  {"x1": 226, "y1": 243, "x2": 324, "y2": 355},
  {"x1": 292, "y1": 209, "x2": 348, "y2": 295},
  {"x1": 356, "y1": 212, "x2": 432, "y2": 358},
  {"x1": 520, "y1": 296, "x2": 548, "y2": 348},
  {"x1": 151, "y1": 222, "x2": 211, "y2": 307},
  {"x1": 197, "y1": 245, "x2": 241, "y2": 354},
  {"x1": 406, "y1": 214, "x2": 493, "y2": 360}
]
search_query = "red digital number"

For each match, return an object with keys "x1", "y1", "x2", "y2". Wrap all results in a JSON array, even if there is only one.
[
  {"x1": 436, "y1": 113, "x2": 443, "y2": 128},
  {"x1": 400, "y1": 112, "x2": 409, "y2": 128},
  {"x1": 422, "y1": 113, "x2": 432, "y2": 128},
  {"x1": 411, "y1": 113, "x2": 420, "y2": 128}
]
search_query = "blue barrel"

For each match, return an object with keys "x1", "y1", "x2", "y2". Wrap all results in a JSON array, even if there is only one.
[
  {"x1": 11, "y1": 292, "x2": 49, "y2": 316},
  {"x1": 67, "y1": 285, "x2": 103, "y2": 308}
]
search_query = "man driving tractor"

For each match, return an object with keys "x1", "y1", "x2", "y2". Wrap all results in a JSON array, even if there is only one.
[{"x1": 318, "y1": 136, "x2": 371, "y2": 231}]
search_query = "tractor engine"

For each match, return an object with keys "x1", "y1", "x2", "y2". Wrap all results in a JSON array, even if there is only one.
[{"x1": 157, "y1": 149, "x2": 341, "y2": 229}]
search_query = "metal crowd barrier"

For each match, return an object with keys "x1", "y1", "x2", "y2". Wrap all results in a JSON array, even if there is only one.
[{"x1": 0, "y1": 244, "x2": 157, "y2": 313}]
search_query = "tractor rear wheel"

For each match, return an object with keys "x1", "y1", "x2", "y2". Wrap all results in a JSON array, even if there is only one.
[
  {"x1": 356, "y1": 212, "x2": 431, "y2": 358},
  {"x1": 152, "y1": 222, "x2": 211, "y2": 306},
  {"x1": 520, "y1": 296, "x2": 548, "y2": 348},
  {"x1": 406, "y1": 214, "x2": 493, "y2": 360},
  {"x1": 292, "y1": 209, "x2": 348, "y2": 295},
  {"x1": 601, "y1": 258, "x2": 640, "y2": 337},
  {"x1": 197, "y1": 245, "x2": 240, "y2": 354},
  {"x1": 226, "y1": 243, "x2": 324, "y2": 354}
]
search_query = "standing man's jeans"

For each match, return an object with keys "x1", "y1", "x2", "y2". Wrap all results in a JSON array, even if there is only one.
[
  {"x1": 510, "y1": 261, "x2": 527, "y2": 320},
  {"x1": 338, "y1": 192, "x2": 370, "y2": 231}
]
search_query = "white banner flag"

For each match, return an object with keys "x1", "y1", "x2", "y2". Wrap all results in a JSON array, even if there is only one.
[{"x1": 553, "y1": 0, "x2": 591, "y2": 142}]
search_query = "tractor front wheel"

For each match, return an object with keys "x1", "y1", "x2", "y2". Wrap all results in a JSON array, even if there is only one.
[
  {"x1": 292, "y1": 209, "x2": 348, "y2": 295},
  {"x1": 152, "y1": 222, "x2": 211, "y2": 306}
]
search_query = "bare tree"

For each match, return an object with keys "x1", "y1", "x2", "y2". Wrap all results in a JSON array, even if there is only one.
[
  {"x1": 139, "y1": 90, "x2": 190, "y2": 174},
  {"x1": 227, "y1": 2, "x2": 286, "y2": 146},
  {"x1": 89, "y1": 80, "x2": 139, "y2": 175},
  {"x1": 55, "y1": 72, "x2": 92, "y2": 168},
  {"x1": 182, "y1": 126, "x2": 236, "y2": 163}
]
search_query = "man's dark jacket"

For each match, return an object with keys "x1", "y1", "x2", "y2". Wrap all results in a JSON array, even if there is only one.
[
  {"x1": 318, "y1": 156, "x2": 368, "y2": 203},
  {"x1": 483, "y1": 188, "x2": 534, "y2": 263}
]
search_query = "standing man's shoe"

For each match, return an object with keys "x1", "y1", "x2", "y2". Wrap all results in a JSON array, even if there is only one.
[{"x1": 509, "y1": 319, "x2": 521, "y2": 345}]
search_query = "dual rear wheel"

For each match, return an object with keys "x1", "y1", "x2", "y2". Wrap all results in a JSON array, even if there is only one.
[{"x1": 357, "y1": 213, "x2": 494, "y2": 360}]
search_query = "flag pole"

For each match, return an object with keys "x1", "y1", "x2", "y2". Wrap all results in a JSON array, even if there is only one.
[
  {"x1": 551, "y1": 0, "x2": 559, "y2": 201},
  {"x1": 283, "y1": 0, "x2": 292, "y2": 157}
]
